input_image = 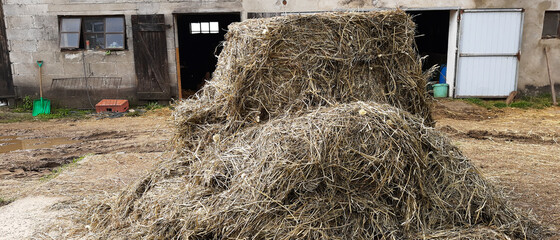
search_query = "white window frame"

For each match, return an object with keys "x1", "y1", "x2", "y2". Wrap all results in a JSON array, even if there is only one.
[{"x1": 190, "y1": 21, "x2": 219, "y2": 34}]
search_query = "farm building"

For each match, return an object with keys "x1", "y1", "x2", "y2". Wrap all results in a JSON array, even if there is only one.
[{"x1": 0, "y1": 0, "x2": 559, "y2": 108}]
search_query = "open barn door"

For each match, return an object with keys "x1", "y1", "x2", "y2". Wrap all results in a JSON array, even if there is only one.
[
  {"x1": 132, "y1": 14, "x2": 170, "y2": 100},
  {"x1": 455, "y1": 9, "x2": 523, "y2": 98},
  {"x1": 175, "y1": 13, "x2": 240, "y2": 99}
]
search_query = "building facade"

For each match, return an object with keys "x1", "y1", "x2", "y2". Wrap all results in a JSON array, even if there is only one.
[{"x1": 1, "y1": 0, "x2": 559, "y2": 107}]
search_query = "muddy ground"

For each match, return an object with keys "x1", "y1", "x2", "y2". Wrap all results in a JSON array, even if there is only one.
[
  {"x1": 0, "y1": 108, "x2": 173, "y2": 200},
  {"x1": 0, "y1": 101, "x2": 559, "y2": 239}
]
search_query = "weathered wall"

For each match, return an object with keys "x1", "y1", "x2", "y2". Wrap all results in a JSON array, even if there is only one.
[
  {"x1": 244, "y1": 0, "x2": 560, "y2": 97},
  {"x1": 2, "y1": 0, "x2": 242, "y2": 108},
  {"x1": 242, "y1": 0, "x2": 475, "y2": 12},
  {"x1": 3, "y1": 0, "x2": 559, "y2": 105},
  {"x1": 458, "y1": 0, "x2": 559, "y2": 96}
]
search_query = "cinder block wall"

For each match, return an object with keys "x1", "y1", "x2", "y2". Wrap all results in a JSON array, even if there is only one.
[
  {"x1": 4, "y1": 1, "x2": 138, "y2": 108},
  {"x1": 4, "y1": 0, "x2": 560, "y2": 108},
  {"x1": 2, "y1": 0, "x2": 242, "y2": 108}
]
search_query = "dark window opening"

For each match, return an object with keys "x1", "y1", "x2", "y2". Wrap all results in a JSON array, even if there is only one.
[
  {"x1": 59, "y1": 16, "x2": 126, "y2": 50},
  {"x1": 407, "y1": 10, "x2": 450, "y2": 82},
  {"x1": 176, "y1": 13, "x2": 240, "y2": 98},
  {"x1": 542, "y1": 11, "x2": 560, "y2": 38}
]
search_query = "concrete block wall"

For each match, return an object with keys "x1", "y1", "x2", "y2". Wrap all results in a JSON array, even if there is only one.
[
  {"x1": 3, "y1": 0, "x2": 559, "y2": 107},
  {"x1": 2, "y1": 0, "x2": 246, "y2": 108},
  {"x1": 4, "y1": 2, "x2": 49, "y2": 99}
]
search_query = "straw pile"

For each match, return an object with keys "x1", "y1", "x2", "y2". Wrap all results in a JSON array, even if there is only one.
[
  {"x1": 172, "y1": 11, "x2": 434, "y2": 152},
  {"x1": 82, "y1": 11, "x2": 546, "y2": 239},
  {"x1": 87, "y1": 102, "x2": 544, "y2": 239}
]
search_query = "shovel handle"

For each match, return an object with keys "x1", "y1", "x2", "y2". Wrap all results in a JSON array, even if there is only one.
[{"x1": 39, "y1": 66, "x2": 43, "y2": 99}]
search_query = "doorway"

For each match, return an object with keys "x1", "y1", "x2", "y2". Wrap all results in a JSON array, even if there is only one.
[
  {"x1": 407, "y1": 10, "x2": 450, "y2": 83},
  {"x1": 454, "y1": 10, "x2": 523, "y2": 98},
  {"x1": 175, "y1": 13, "x2": 240, "y2": 98}
]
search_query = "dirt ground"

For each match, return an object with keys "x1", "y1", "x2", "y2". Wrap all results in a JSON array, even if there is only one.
[
  {"x1": 0, "y1": 108, "x2": 173, "y2": 201},
  {"x1": 434, "y1": 100, "x2": 560, "y2": 238},
  {"x1": 0, "y1": 101, "x2": 559, "y2": 239}
]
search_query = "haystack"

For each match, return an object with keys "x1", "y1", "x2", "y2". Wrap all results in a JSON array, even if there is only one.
[
  {"x1": 86, "y1": 102, "x2": 543, "y2": 239},
  {"x1": 173, "y1": 11, "x2": 434, "y2": 152},
  {"x1": 82, "y1": 11, "x2": 547, "y2": 240}
]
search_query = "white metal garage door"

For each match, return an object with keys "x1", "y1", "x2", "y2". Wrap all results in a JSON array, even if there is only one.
[{"x1": 455, "y1": 9, "x2": 523, "y2": 97}]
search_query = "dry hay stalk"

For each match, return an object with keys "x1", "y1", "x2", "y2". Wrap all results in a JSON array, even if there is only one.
[
  {"x1": 173, "y1": 10, "x2": 435, "y2": 153},
  {"x1": 85, "y1": 102, "x2": 545, "y2": 239}
]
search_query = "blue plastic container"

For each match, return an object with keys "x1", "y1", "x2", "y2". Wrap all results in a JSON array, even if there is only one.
[{"x1": 439, "y1": 65, "x2": 447, "y2": 84}]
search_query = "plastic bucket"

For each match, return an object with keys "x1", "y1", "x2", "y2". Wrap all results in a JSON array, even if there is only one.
[{"x1": 433, "y1": 83, "x2": 448, "y2": 98}]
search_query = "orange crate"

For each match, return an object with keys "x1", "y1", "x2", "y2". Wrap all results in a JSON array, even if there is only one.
[{"x1": 95, "y1": 99, "x2": 129, "y2": 113}]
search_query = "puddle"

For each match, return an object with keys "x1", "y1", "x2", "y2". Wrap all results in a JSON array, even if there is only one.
[{"x1": 0, "y1": 136, "x2": 81, "y2": 153}]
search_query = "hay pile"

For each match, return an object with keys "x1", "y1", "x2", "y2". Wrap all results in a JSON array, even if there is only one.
[
  {"x1": 87, "y1": 102, "x2": 543, "y2": 239},
  {"x1": 173, "y1": 11, "x2": 434, "y2": 152},
  {"x1": 83, "y1": 11, "x2": 546, "y2": 239}
]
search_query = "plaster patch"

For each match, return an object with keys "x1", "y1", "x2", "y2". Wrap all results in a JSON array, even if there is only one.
[
  {"x1": 340, "y1": 0, "x2": 367, "y2": 8},
  {"x1": 64, "y1": 53, "x2": 80, "y2": 60},
  {"x1": 538, "y1": 0, "x2": 552, "y2": 10}
]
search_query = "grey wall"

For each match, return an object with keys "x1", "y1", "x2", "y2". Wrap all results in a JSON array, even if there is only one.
[
  {"x1": 244, "y1": 0, "x2": 560, "y2": 97},
  {"x1": 2, "y1": 0, "x2": 242, "y2": 108},
  {"x1": 3, "y1": 0, "x2": 560, "y2": 106}
]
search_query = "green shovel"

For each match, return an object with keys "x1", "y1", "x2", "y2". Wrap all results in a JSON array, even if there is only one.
[{"x1": 32, "y1": 60, "x2": 51, "y2": 116}]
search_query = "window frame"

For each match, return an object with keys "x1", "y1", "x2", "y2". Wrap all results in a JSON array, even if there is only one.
[
  {"x1": 59, "y1": 18, "x2": 82, "y2": 49},
  {"x1": 190, "y1": 21, "x2": 220, "y2": 34},
  {"x1": 542, "y1": 11, "x2": 560, "y2": 39},
  {"x1": 103, "y1": 17, "x2": 126, "y2": 50},
  {"x1": 59, "y1": 15, "x2": 127, "y2": 51}
]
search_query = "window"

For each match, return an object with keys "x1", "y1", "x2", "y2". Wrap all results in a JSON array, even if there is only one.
[
  {"x1": 542, "y1": 11, "x2": 560, "y2": 39},
  {"x1": 59, "y1": 16, "x2": 125, "y2": 50},
  {"x1": 190, "y1": 22, "x2": 219, "y2": 34},
  {"x1": 60, "y1": 18, "x2": 81, "y2": 48}
]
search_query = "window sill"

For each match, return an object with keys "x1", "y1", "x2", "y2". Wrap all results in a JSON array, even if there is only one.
[
  {"x1": 539, "y1": 38, "x2": 560, "y2": 46},
  {"x1": 60, "y1": 48, "x2": 128, "y2": 52}
]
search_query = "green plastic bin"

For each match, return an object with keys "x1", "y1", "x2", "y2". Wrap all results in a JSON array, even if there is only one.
[{"x1": 433, "y1": 83, "x2": 448, "y2": 98}]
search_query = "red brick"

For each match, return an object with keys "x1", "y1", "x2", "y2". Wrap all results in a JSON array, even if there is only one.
[{"x1": 95, "y1": 99, "x2": 129, "y2": 113}]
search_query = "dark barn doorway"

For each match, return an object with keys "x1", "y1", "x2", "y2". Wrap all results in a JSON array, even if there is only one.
[
  {"x1": 176, "y1": 13, "x2": 240, "y2": 98},
  {"x1": 407, "y1": 10, "x2": 450, "y2": 82}
]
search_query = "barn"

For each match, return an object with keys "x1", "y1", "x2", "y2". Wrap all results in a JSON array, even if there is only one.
[{"x1": 0, "y1": 0, "x2": 559, "y2": 108}]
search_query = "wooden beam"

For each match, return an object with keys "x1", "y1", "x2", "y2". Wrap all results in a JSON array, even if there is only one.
[{"x1": 176, "y1": 47, "x2": 182, "y2": 99}]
